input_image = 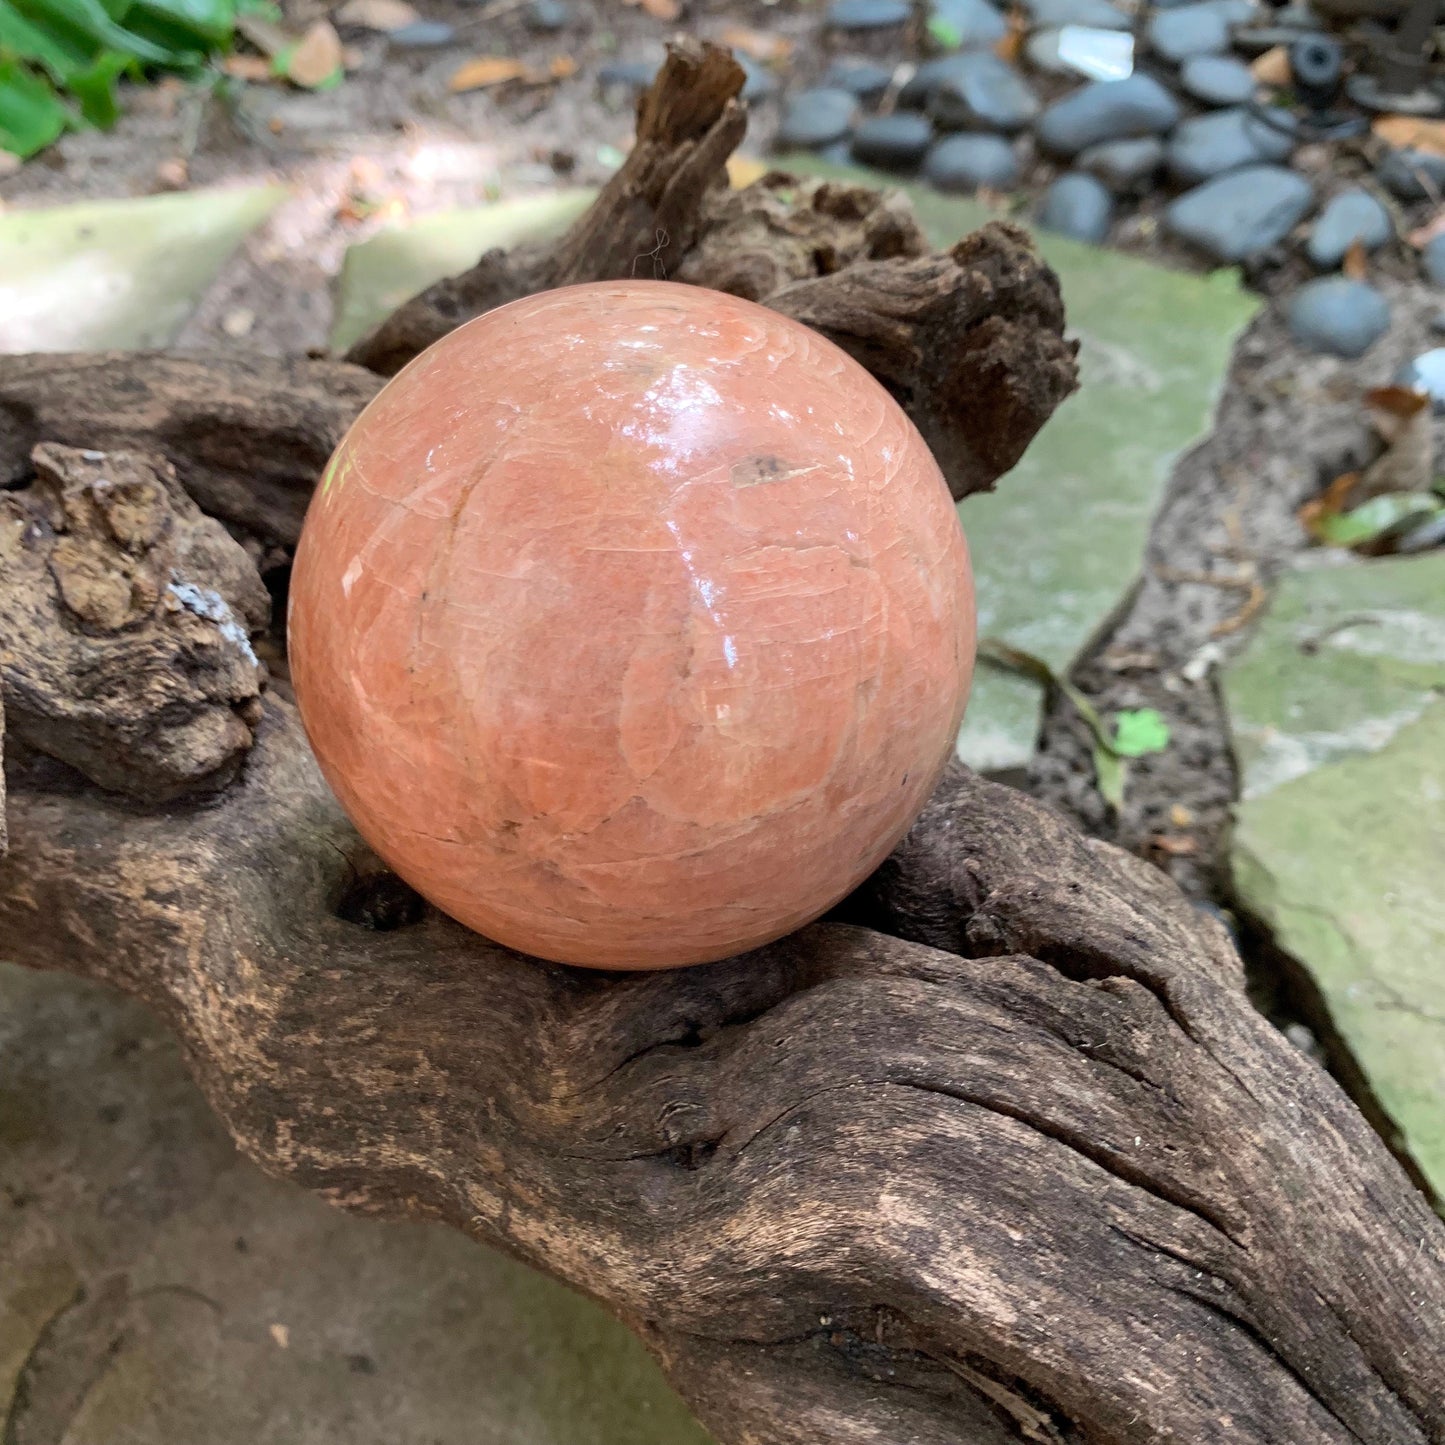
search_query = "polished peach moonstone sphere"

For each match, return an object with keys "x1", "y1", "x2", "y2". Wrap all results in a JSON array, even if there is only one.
[{"x1": 289, "y1": 280, "x2": 975, "y2": 969}]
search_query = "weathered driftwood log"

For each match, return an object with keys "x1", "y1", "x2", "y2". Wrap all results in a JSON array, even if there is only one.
[
  {"x1": 1, "y1": 37, "x2": 1443, "y2": 1445},
  {"x1": 2, "y1": 698, "x2": 1443, "y2": 1445}
]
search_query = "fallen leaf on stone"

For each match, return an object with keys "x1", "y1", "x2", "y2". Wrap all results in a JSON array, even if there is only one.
[
  {"x1": 335, "y1": 0, "x2": 419, "y2": 30},
  {"x1": 1251, "y1": 44, "x2": 1290, "y2": 86},
  {"x1": 727, "y1": 155, "x2": 769, "y2": 188},
  {"x1": 1365, "y1": 384, "x2": 1431, "y2": 444},
  {"x1": 928, "y1": 14, "x2": 964, "y2": 48},
  {"x1": 1373, "y1": 114, "x2": 1445, "y2": 158},
  {"x1": 720, "y1": 25, "x2": 790, "y2": 61},
  {"x1": 282, "y1": 21, "x2": 344, "y2": 87},
  {"x1": 1112, "y1": 707, "x2": 1171, "y2": 758},
  {"x1": 1147, "y1": 833, "x2": 1197, "y2": 855},
  {"x1": 548, "y1": 55, "x2": 576, "y2": 79},
  {"x1": 629, "y1": 0, "x2": 680, "y2": 18},
  {"x1": 978, "y1": 638, "x2": 1140, "y2": 809},
  {"x1": 1170, "y1": 803, "x2": 1194, "y2": 827},
  {"x1": 1298, "y1": 470, "x2": 1360, "y2": 534},
  {"x1": 1308, "y1": 492, "x2": 1442, "y2": 549},
  {"x1": 448, "y1": 55, "x2": 530, "y2": 90},
  {"x1": 221, "y1": 54, "x2": 274, "y2": 80},
  {"x1": 1341, "y1": 238, "x2": 1368, "y2": 279}
]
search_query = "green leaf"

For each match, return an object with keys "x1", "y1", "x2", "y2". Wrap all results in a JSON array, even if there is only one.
[
  {"x1": 927, "y1": 12, "x2": 962, "y2": 46},
  {"x1": 0, "y1": 2, "x2": 89, "y2": 81},
  {"x1": 128, "y1": 0, "x2": 234, "y2": 47},
  {"x1": 0, "y1": 57, "x2": 69, "y2": 154},
  {"x1": 1112, "y1": 707, "x2": 1171, "y2": 758},
  {"x1": 1093, "y1": 745, "x2": 1127, "y2": 811},
  {"x1": 10, "y1": 0, "x2": 181, "y2": 64},
  {"x1": 1315, "y1": 492, "x2": 1442, "y2": 548},
  {"x1": 66, "y1": 45, "x2": 127, "y2": 123}
]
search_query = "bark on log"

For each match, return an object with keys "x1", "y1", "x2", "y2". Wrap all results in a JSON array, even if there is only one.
[
  {"x1": 343, "y1": 38, "x2": 1078, "y2": 504},
  {"x1": 0, "y1": 351, "x2": 382, "y2": 548},
  {"x1": 2, "y1": 703, "x2": 1442, "y2": 1445}
]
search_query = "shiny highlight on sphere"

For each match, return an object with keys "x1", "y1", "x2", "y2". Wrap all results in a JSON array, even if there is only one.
[{"x1": 289, "y1": 280, "x2": 975, "y2": 969}]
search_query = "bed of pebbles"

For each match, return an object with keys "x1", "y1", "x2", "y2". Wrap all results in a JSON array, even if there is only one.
[{"x1": 765, "y1": 0, "x2": 1443, "y2": 358}]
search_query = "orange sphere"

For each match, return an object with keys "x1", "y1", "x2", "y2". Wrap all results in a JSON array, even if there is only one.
[{"x1": 289, "y1": 281, "x2": 974, "y2": 969}]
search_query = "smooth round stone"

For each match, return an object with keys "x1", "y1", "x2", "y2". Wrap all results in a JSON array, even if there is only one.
[
  {"x1": 923, "y1": 132, "x2": 1021, "y2": 189},
  {"x1": 1025, "y1": 0, "x2": 1130, "y2": 29},
  {"x1": 851, "y1": 111, "x2": 935, "y2": 168},
  {"x1": 290, "y1": 281, "x2": 976, "y2": 970},
  {"x1": 1396, "y1": 349, "x2": 1445, "y2": 413},
  {"x1": 524, "y1": 0, "x2": 571, "y2": 30},
  {"x1": 1166, "y1": 106, "x2": 1296, "y2": 184},
  {"x1": 1287, "y1": 277, "x2": 1390, "y2": 359},
  {"x1": 1305, "y1": 189, "x2": 1392, "y2": 269},
  {"x1": 738, "y1": 55, "x2": 780, "y2": 102},
  {"x1": 777, "y1": 88, "x2": 860, "y2": 149},
  {"x1": 928, "y1": 0, "x2": 1009, "y2": 47},
  {"x1": 1179, "y1": 54, "x2": 1255, "y2": 105},
  {"x1": 387, "y1": 19, "x2": 456, "y2": 45},
  {"x1": 1037, "y1": 171, "x2": 1114, "y2": 242},
  {"x1": 828, "y1": 0, "x2": 910, "y2": 28},
  {"x1": 823, "y1": 58, "x2": 894, "y2": 98},
  {"x1": 1396, "y1": 511, "x2": 1445, "y2": 554},
  {"x1": 598, "y1": 58, "x2": 661, "y2": 90},
  {"x1": 1423, "y1": 234, "x2": 1445, "y2": 287},
  {"x1": 1377, "y1": 148, "x2": 1445, "y2": 202},
  {"x1": 928, "y1": 52, "x2": 1041, "y2": 132},
  {"x1": 1077, "y1": 135, "x2": 1165, "y2": 190},
  {"x1": 1149, "y1": 3, "x2": 1229, "y2": 61},
  {"x1": 1036, "y1": 74, "x2": 1182, "y2": 157},
  {"x1": 900, "y1": 53, "x2": 986, "y2": 108},
  {"x1": 1165, "y1": 163, "x2": 1313, "y2": 261}
]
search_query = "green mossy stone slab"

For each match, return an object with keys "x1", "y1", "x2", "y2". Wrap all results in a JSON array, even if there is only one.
[
  {"x1": 781, "y1": 158, "x2": 1258, "y2": 770},
  {"x1": 329, "y1": 190, "x2": 595, "y2": 353},
  {"x1": 1223, "y1": 552, "x2": 1445, "y2": 801},
  {"x1": 1232, "y1": 702, "x2": 1445, "y2": 1202},
  {"x1": 0, "y1": 186, "x2": 284, "y2": 352}
]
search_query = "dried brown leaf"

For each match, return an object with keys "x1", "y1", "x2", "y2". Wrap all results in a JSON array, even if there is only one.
[
  {"x1": 448, "y1": 54, "x2": 530, "y2": 90},
  {"x1": 637, "y1": 0, "x2": 681, "y2": 18},
  {"x1": 1251, "y1": 44, "x2": 1289, "y2": 86},
  {"x1": 221, "y1": 53, "x2": 274, "y2": 79},
  {"x1": 993, "y1": 9, "x2": 1027, "y2": 64},
  {"x1": 719, "y1": 25, "x2": 790, "y2": 61},
  {"x1": 287, "y1": 20, "x2": 343, "y2": 87},
  {"x1": 1358, "y1": 400, "x2": 1434, "y2": 500},
  {"x1": 335, "y1": 0, "x2": 419, "y2": 30},
  {"x1": 548, "y1": 54, "x2": 577, "y2": 78},
  {"x1": 1341, "y1": 238, "x2": 1369, "y2": 279},
  {"x1": 1373, "y1": 114, "x2": 1445, "y2": 158}
]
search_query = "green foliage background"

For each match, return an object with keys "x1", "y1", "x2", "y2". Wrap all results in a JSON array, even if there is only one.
[{"x1": 0, "y1": 0, "x2": 256, "y2": 156}]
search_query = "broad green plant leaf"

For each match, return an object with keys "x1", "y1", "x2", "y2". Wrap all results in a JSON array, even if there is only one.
[{"x1": 0, "y1": 57, "x2": 69, "y2": 154}]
